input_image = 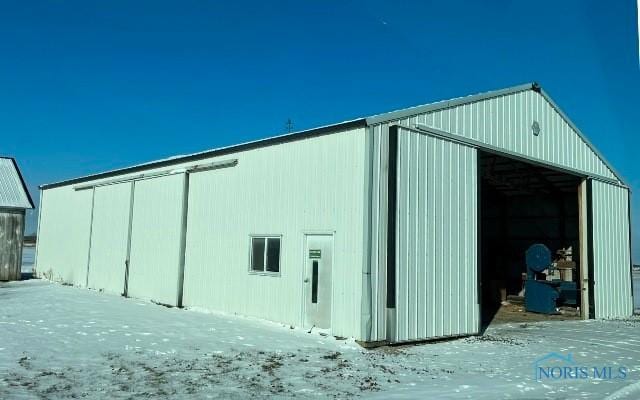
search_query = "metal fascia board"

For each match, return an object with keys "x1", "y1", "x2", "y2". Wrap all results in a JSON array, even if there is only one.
[
  {"x1": 537, "y1": 88, "x2": 627, "y2": 186},
  {"x1": 364, "y1": 83, "x2": 535, "y2": 126}
]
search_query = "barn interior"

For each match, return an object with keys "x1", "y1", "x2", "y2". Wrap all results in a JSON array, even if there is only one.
[{"x1": 479, "y1": 151, "x2": 583, "y2": 328}]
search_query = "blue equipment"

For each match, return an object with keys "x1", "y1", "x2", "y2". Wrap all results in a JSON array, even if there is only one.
[
  {"x1": 525, "y1": 244, "x2": 552, "y2": 274},
  {"x1": 525, "y1": 279, "x2": 560, "y2": 314},
  {"x1": 524, "y1": 244, "x2": 578, "y2": 314}
]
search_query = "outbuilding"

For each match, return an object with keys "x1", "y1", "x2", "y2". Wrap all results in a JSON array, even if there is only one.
[
  {"x1": 0, "y1": 157, "x2": 34, "y2": 281},
  {"x1": 36, "y1": 83, "x2": 633, "y2": 344}
]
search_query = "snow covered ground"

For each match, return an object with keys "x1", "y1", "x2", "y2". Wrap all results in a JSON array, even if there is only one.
[{"x1": 1, "y1": 280, "x2": 639, "y2": 399}]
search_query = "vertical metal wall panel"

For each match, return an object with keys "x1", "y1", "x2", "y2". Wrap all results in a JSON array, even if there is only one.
[
  {"x1": 86, "y1": 182, "x2": 132, "y2": 295},
  {"x1": 374, "y1": 89, "x2": 617, "y2": 183},
  {"x1": 394, "y1": 127, "x2": 478, "y2": 341},
  {"x1": 182, "y1": 128, "x2": 367, "y2": 339},
  {"x1": 127, "y1": 173, "x2": 185, "y2": 306},
  {"x1": 368, "y1": 123, "x2": 388, "y2": 341},
  {"x1": 36, "y1": 185, "x2": 93, "y2": 285},
  {"x1": 591, "y1": 181, "x2": 633, "y2": 318},
  {"x1": 37, "y1": 128, "x2": 367, "y2": 339},
  {"x1": 36, "y1": 86, "x2": 630, "y2": 343},
  {"x1": 369, "y1": 88, "x2": 624, "y2": 341}
]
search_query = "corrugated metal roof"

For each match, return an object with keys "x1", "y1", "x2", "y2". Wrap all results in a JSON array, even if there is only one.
[{"x1": 0, "y1": 157, "x2": 34, "y2": 209}]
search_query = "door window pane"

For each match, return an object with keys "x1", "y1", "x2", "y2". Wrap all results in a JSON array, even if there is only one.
[{"x1": 312, "y1": 260, "x2": 319, "y2": 303}]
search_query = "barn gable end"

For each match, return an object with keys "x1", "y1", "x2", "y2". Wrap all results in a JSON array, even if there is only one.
[{"x1": 366, "y1": 83, "x2": 621, "y2": 184}]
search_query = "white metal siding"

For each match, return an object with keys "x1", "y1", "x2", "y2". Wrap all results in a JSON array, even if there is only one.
[
  {"x1": 591, "y1": 180, "x2": 633, "y2": 318},
  {"x1": 38, "y1": 128, "x2": 366, "y2": 339},
  {"x1": 369, "y1": 126, "x2": 389, "y2": 341},
  {"x1": 182, "y1": 128, "x2": 366, "y2": 339},
  {"x1": 127, "y1": 174, "x2": 186, "y2": 306},
  {"x1": 36, "y1": 186, "x2": 93, "y2": 285},
  {"x1": 86, "y1": 183, "x2": 132, "y2": 295},
  {"x1": 368, "y1": 89, "x2": 623, "y2": 341},
  {"x1": 375, "y1": 90, "x2": 616, "y2": 182},
  {"x1": 394, "y1": 127, "x2": 478, "y2": 341},
  {"x1": 38, "y1": 127, "x2": 366, "y2": 339}
]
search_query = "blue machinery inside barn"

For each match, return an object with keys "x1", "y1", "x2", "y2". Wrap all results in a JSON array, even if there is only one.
[{"x1": 525, "y1": 244, "x2": 579, "y2": 314}]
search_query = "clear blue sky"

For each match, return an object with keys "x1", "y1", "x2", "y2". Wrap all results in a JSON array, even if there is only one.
[{"x1": 2, "y1": 1, "x2": 638, "y2": 259}]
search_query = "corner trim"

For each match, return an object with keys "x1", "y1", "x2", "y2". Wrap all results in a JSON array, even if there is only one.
[
  {"x1": 586, "y1": 179, "x2": 596, "y2": 319},
  {"x1": 386, "y1": 125, "x2": 398, "y2": 309}
]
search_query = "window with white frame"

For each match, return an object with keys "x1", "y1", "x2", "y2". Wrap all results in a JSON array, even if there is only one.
[{"x1": 250, "y1": 236, "x2": 281, "y2": 273}]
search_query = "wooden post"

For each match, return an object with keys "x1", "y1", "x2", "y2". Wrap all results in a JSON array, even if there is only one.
[{"x1": 578, "y1": 179, "x2": 589, "y2": 319}]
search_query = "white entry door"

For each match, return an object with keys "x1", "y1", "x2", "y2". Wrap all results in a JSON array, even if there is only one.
[{"x1": 303, "y1": 234, "x2": 333, "y2": 330}]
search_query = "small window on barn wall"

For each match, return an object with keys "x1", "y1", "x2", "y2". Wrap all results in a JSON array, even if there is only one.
[{"x1": 250, "y1": 236, "x2": 281, "y2": 274}]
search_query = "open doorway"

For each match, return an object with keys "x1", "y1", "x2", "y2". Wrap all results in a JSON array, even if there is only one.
[{"x1": 479, "y1": 151, "x2": 584, "y2": 329}]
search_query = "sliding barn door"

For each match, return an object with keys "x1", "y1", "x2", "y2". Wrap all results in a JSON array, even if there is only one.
[
  {"x1": 392, "y1": 126, "x2": 479, "y2": 341},
  {"x1": 87, "y1": 182, "x2": 132, "y2": 294},
  {"x1": 127, "y1": 174, "x2": 186, "y2": 306},
  {"x1": 590, "y1": 180, "x2": 633, "y2": 319}
]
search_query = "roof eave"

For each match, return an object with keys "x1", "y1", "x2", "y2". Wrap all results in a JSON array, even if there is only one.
[
  {"x1": 39, "y1": 82, "x2": 627, "y2": 191},
  {"x1": 40, "y1": 118, "x2": 367, "y2": 190},
  {"x1": 12, "y1": 158, "x2": 35, "y2": 209}
]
